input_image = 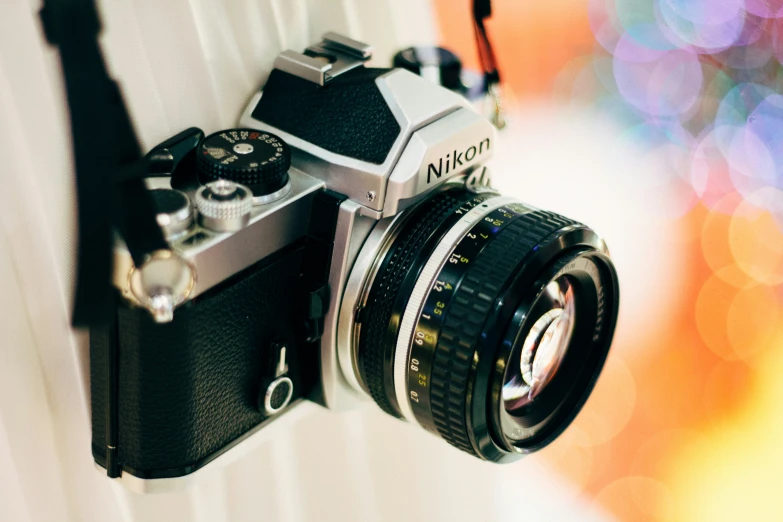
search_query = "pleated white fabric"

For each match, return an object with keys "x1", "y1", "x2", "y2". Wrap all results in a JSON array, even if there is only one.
[{"x1": 0, "y1": 1, "x2": 610, "y2": 521}]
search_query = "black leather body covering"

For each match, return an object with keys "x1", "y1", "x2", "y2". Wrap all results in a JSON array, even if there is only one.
[
  {"x1": 90, "y1": 243, "x2": 314, "y2": 478},
  {"x1": 252, "y1": 67, "x2": 400, "y2": 165}
]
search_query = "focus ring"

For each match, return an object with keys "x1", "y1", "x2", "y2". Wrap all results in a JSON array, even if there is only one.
[
  {"x1": 359, "y1": 190, "x2": 480, "y2": 418},
  {"x1": 429, "y1": 211, "x2": 577, "y2": 456}
]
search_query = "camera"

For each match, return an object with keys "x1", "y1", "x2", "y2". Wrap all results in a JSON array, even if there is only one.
[{"x1": 90, "y1": 33, "x2": 619, "y2": 488}]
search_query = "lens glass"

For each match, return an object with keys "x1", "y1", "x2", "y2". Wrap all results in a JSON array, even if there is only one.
[{"x1": 502, "y1": 276, "x2": 576, "y2": 411}]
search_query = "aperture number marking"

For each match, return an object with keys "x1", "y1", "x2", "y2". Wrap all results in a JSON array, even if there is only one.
[{"x1": 405, "y1": 203, "x2": 529, "y2": 432}]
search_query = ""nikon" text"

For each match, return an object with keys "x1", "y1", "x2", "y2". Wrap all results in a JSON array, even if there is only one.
[{"x1": 426, "y1": 138, "x2": 491, "y2": 184}]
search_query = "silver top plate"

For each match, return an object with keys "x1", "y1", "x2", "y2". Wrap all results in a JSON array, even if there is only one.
[{"x1": 115, "y1": 169, "x2": 324, "y2": 303}]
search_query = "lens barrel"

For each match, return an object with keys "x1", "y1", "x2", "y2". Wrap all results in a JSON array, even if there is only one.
[{"x1": 350, "y1": 187, "x2": 619, "y2": 461}]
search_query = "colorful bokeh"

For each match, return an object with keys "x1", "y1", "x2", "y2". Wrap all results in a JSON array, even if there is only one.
[{"x1": 435, "y1": 1, "x2": 783, "y2": 520}]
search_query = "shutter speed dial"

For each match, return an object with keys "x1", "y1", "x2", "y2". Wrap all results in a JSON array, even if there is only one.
[{"x1": 197, "y1": 128, "x2": 291, "y2": 203}]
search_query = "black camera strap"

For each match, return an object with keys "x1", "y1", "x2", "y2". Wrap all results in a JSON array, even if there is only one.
[
  {"x1": 40, "y1": 0, "x2": 167, "y2": 327},
  {"x1": 473, "y1": 0, "x2": 501, "y2": 87},
  {"x1": 472, "y1": 0, "x2": 506, "y2": 129}
]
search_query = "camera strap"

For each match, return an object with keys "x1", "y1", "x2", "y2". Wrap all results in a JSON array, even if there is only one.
[
  {"x1": 472, "y1": 0, "x2": 500, "y2": 87},
  {"x1": 39, "y1": 0, "x2": 167, "y2": 327},
  {"x1": 472, "y1": 0, "x2": 506, "y2": 129}
]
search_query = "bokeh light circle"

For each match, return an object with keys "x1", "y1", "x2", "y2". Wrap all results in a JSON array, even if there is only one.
[
  {"x1": 715, "y1": 83, "x2": 776, "y2": 130},
  {"x1": 567, "y1": 356, "x2": 636, "y2": 447},
  {"x1": 592, "y1": 55, "x2": 620, "y2": 93},
  {"x1": 703, "y1": 361, "x2": 753, "y2": 417},
  {"x1": 746, "y1": 93, "x2": 783, "y2": 180},
  {"x1": 658, "y1": 0, "x2": 746, "y2": 53},
  {"x1": 700, "y1": 192, "x2": 754, "y2": 287},
  {"x1": 714, "y1": 18, "x2": 774, "y2": 69},
  {"x1": 733, "y1": 12, "x2": 770, "y2": 47},
  {"x1": 588, "y1": 0, "x2": 624, "y2": 54},
  {"x1": 726, "y1": 125, "x2": 778, "y2": 202},
  {"x1": 663, "y1": 0, "x2": 744, "y2": 25},
  {"x1": 690, "y1": 127, "x2": 738, "y2": 208},
  {"x1": 727, "y1": 284, "x2": 781, "y2": 361},
  {"x1": 729, "y1": 197, "x2": 783, "y2": 285},
  {"x1": 630, "y1": 429, "x2": 703, "y2": 480},
  {"x1": 613, "y1": 39, "x2": 702, "y2": 117},
  {"x1": 612, "y1": 29, "x2": 671, "y2": 63},
  {"x1": 745, "y1": 0, "x2": 783, "y2": 19},
  {"x1": 563, "y1": 57, "x2": 619, "y2": 104},
  {"x1": 687, "y1": 64, "x2": 737, "y2": 130},
  {"x1": 592, "y1": 476, "x2": 677, "y2": 522},
  {"x1": 538, "y1": 426, "x2": 595, "y2": 495},
  {"x1": 696, "y1": 270, "x2": 744, "y2": 360},
  {"x1": 615, "y1": 0, "x2": 689, "y2": 51}
]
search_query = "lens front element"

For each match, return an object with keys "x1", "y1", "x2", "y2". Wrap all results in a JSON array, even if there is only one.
[{"x1": 505, "y1": 276, "x2": 576, "y2": 411}]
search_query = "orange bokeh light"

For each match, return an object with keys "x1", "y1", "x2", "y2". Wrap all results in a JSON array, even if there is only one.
[
  {"x1": 700, "y1": 193, "x2": 753, "y2": 288},
  {"x1": 729, "y1": 198, "x2": 783, "y2": 286},
  {"x1": 696, "y1": 269, "x2": 744, "y2": 361},
  {"x1": 592, "y1": 476, "x2": 677, "y2": 522}
]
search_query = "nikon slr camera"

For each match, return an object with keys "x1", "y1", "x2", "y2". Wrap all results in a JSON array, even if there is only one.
[{"x1": 90, "y1": 33, "x2": 619, "y2": 487}]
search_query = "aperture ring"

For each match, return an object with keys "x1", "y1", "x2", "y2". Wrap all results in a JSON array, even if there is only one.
[
  {"x1": 393, "y1": 196, "x2": 525, "y2": 427},
  {"x1": 402, "y1": 202, "x2": 532, "y2": 435},
  {"x1": 429, "y1": 211, "x2": 578, "y2": 456},
  {"x1": 358, "y1": 189, "x2": 491, "y2": 418}
]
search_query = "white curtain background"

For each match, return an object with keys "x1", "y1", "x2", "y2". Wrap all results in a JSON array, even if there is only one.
[{"x1": 0, "y1": 1, "x2": 615, "y2": 521}]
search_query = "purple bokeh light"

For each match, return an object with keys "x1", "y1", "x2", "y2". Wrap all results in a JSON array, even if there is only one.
[
  {"x1": 747, "y1": 94, "x2": 783, "y2": 178},
  {"x1": 614, "y1": 36, "x2": 703, "y2": 116},
  {"x1": 715, "y1": 83, "x2": 775, "y2": 131},
  {"x1": 658, "y1": 0, "x2": 746, "y2": 53},
  {"x1": 745, "y1": 0, "x2": 783, "y2": 19},
  {"x1": 691, "y1": 127, "x2": 739, "y2": 209},
  {"x1": 726, "y1": 126, "x2": 779, "y2": 206},
  {"x1": 585, "y1": 0, "x2": 783, "y2": 218}
]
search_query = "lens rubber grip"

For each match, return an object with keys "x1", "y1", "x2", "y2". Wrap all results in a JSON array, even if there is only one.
[
  {"x1": 360, "y1": 190, "x2": 481, "y2": 418},
  {"x1": 429, "y1": 211, "x2": 577, "y2": 456}
]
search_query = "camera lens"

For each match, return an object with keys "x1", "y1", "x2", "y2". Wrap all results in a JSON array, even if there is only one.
[{"x1": 341, "y1": 186, "x2": 619, "y2": 461}]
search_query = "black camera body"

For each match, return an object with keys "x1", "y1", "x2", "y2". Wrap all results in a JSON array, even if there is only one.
[
  {"x1": 91, "y1": 33, "x2": 620, "y2": 490},
  {"x1": 91, "y1": 239, "x2": 313, "y2": 478}
]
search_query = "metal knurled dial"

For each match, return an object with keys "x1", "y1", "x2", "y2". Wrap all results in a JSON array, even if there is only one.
[
  {"x1": 194, "y1": 180, "x2": 253, "y2": 232},
  {"x1": 197, "y1": 128, "x2": 291, "y2": 195}
]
